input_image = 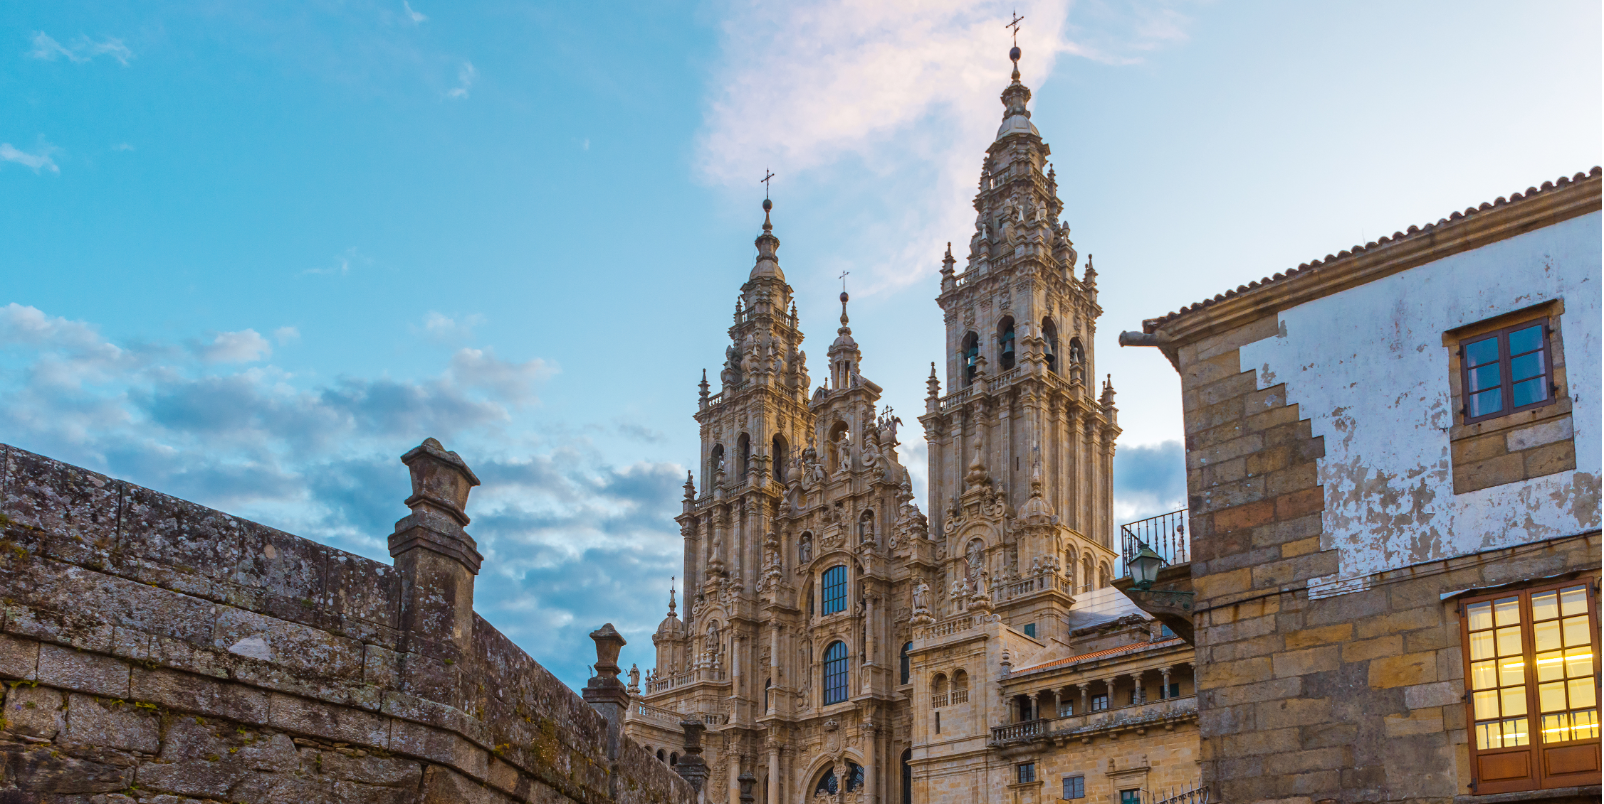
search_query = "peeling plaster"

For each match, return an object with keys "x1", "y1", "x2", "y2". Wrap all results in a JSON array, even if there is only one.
[{"x1": 1241, "y1": 212, "x2": 1603, "y2": 587}]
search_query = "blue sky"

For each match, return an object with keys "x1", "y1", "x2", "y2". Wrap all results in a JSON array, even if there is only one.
[{"x1": 2, "y1": 0, "x2": 1598, "y2": 689}]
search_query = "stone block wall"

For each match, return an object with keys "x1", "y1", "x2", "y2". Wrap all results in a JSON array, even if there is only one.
[
  {"x1": 1178, "y1": 317, "x2": 1602, "y2": 803},
  {"x1": 0, "y1": 442, "x2": 695, "y2": 804}
]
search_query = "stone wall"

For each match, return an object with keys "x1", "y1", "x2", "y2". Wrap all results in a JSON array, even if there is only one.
[{"x1": 0, "y1": 442, "x2": 695, "y2": 804}]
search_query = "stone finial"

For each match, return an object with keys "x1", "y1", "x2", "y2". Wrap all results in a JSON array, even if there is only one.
[
  {"x1": 738, "y1": 771, "x2": 756, "y2": 804},
  {"x1": 668, "y1": 578, "x2": 678, "y2": 617},
  {"x1": 698, "y1": 369, "x2": 710, "y2": 409},
  {"x1": 391, "y1": 438, "x2": 483, "y2": 574},
  {"x1": 675, "y1": 719, "x2": 710, "y2": 792},
  {"x1": 588, "y1": 623, "x2": 626, "y2": 685}
]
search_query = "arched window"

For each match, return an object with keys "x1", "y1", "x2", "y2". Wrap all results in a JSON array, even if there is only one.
[
  {"x1": 1098, "y1": 562, "x2": 1111, "y2": 588},
  {"x1": 823, "y1": 641, "x2": 849, "y2": 704},
  {"x1": 822, "y1": 566, "x2": 848, "y2": 615},
  {"x1": 772, "y1": 434, "x2": 788, "y2": 483},
  {"x1": 670, "y1": 753, "x2": 678, "y2": 766},
  {"x1": 1042, "y1": 317, "x2": 1059, "y2": 374},
  {"x1": 902, "y1": 749, "x2": 913, "y2": 804},
  {"x1": 961, "y1": 332, "x2": 980, "y2": 385},
  {"x1": 765, "y1": 678, "x2": 773, "y2": 711},
  {"x1": 998, "y1": 317, "x2": 1017, "y2": 371},
  {"x1": 932, "y1": 673, "x2": 948, "y2": 707},
  {"x1": 953, "y1": 670, "x2": 969, "y2": 703},
  {"x1": 737, "y1": 433, "x2": 751, "y2": 481},
  {"x1": 814, "y1": 770, "x2": 839, "y2": 797},
  {"x1": 656, "y1": 749, "x2": 665, "y2": 762},
  {"x1": 846, "y1": 762, "x2": 865, "y2": 792},
  {"x1": 709, "y1": 444, "x2": 725, "y2": 479},
  {"x1": 899, "y1": 641, "x2": 913, "y2": 685}
]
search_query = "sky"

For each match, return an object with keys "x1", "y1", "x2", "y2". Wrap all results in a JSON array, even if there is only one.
[{"x1": 2, "y1": 0, "x2": 1599, "y2": 690}]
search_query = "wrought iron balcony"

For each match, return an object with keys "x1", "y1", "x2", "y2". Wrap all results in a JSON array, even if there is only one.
[{"x1": 1121, "y1": 508, "x2": 1189, "y2": 570}]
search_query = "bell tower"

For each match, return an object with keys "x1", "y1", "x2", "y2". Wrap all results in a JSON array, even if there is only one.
[{"x1": 918, "y1": 44, "x2": 1121, "y2": 640}]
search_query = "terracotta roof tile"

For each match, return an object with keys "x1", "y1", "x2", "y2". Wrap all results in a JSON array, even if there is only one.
[
  {"x1": 1142, "y1": 168, "x2": 1603, "y2": 333},
  {"x1": 1013, "y1": 637, "x2": 1184, "y2": 676}
]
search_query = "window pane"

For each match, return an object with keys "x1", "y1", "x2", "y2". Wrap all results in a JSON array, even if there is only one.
[
  {"x1": 1501, "y1": 658, "x2": 1526, "y2": 688},
  {"x1": 1477, "y1": 721, "x2": 1500, "y2": 750},
  {"x1": 1540, "y1": 681, "x2": 1569, "y2": 712},
  {"x1": 1564, "y1": 647, "x2": 1594, "y2": 679},
  {"x1": 1563, "y1": 615, "x2": 1590, "y2": 648},
  {"x1": 1560, "y1": 586, "x2": 1588, "y2": 616},
  {"x1": 824, "y1": 641, "x2": 848, "y2": 705},
  {"x1": 1512, "y1": 378, "x2": 1546, "y2": 408},
  {"x1": 1474, "y1": 690, "x2": 1501, "y2": 719},
  {"x1": 1535, "y1": 620, "x2": 1562, "y2": 652},
  {"x1": 1568, "y1": 678, "x2": 1597, "y2": 709},
  {"x1": 823, "y1": 566, "x2": 847, "y2": 615},
  {"x1": 1471, "y1": 660, "x2": 1498, "y2": 690},
  {"x1": 1501, "y1": 686, "x2": 1528, "y2": 717},
  {"x1": 1470, "y1": 631, "x2": 1496, "y2": 660},
  {"x1": 1536, "y1": 651, "x2": 1566, "y2": 683},
  {"x1": 1467, "y1": 602, "x2": 1494, "y2": 631},
  {"x1": 1571, "y1": 709, "x2": 1600, "y2": 741},
  {"x1": 1503, "y1": 717, "x2": 1530, "y2": 746},
  {"x1": 1508, "y1": 324, "x2": 1543, "y2": 356},
  {"x1": 1494, "y1": 597, "x2": 1521, "y2": 626},
  {"x1": 1468, "y1": 362, "x2": 1503, "y2": 393},
  {"x1": 1470, "y1": 389, "x2": 1504, "y2": 417},
  {"x1": 1532, "y1": 591, "x2": 1560, "y2": 621},
  {"x1": 1542, "y1": 713, "x2": 1570, "y2": 743},
  {"x1": 1465, "y1": 337, "x2": 1501, "y2": 368},
  {"x1": 1510, "y1": 351, "x2": 1544, "y2": 382},
  {"x1": 1497, "y1": 626, "x2": 1524, "y2": 657}
]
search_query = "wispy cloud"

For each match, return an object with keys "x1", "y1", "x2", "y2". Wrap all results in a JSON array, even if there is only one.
[
  {"x1": 302, "y1": 246, "x2": 368, "y2": 276},
  {"x1": 414, "y1": 311, "x2": 486, "y2": 344},
  {"x1": 446, "y1": 60, "x2": 476, "y2": 99},
  {"x1": 0, "y1": 142, "x2": 60, "y2": 174},
  {"x1": 273, "y1": 326, "x2": 301, "y2": 345},
  {"x1": 403, "y1": 1, "x2": 428, "y2": 24},
  {"x1": 27, "y1": 32, "x2": 133, "y2": 66},
  {"x1": 111, "y1": 143, "x2": 135, "y2": 152},
  {"x1": 698, "y1": 0, "x2": 1196, "y2": 293}
]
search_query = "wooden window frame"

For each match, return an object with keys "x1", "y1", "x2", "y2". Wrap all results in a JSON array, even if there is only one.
[
  {"x1": 1460, "y1": 579, "x2": 1601, "y2": 795},
  {"x1": 1457, "y1": 316, "x2": 1557, "y2": 425},
  {"x1": 1017, "y1": 763, "x2": 1036, "y2": 785},
  {"x1": 1062, "y1": 774, "x2": 1085, "y2": 800}
]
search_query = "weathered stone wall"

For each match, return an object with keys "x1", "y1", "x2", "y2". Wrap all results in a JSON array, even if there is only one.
[{"x1": 0, "y1": 442, "x2": 695, "y2": 804}]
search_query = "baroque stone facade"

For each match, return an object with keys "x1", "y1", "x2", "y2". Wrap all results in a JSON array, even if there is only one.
[{"x1": 627, "y1": 49, "x2": 1201, "y2": 804}]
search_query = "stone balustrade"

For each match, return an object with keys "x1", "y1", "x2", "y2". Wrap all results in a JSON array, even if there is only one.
[{"x1": 989, "y1": 695, "x2": 1198, "y2": 747}]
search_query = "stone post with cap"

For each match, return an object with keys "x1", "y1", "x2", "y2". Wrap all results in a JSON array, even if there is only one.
[
  {"x1": 584, "y1": 623, "x2": 630, "y2": 760},
  {"x1": 675, "y1": 718, "x2": 710, "y2": 794},
  {"x1": 391, "y1": 437, "x2": 483, "y2": 684}
]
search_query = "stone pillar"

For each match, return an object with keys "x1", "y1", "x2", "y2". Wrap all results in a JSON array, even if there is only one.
[
  {"x1": 675, "y1": 719, "x2": 709, "y2": 795},
  {"x1": 767, "y1": 746, "x2": 781, "y2": 804},
  {"x1": 1078, "y1": 683, "x2": 1089, "y2": 715},
  {"x1": 1050, "y1": 690, "x2": 1060, "y2": 718},
  {"x1": 1161, "y1": 667, "x2": 1172, "y2": 700},
  {"x1": 583, "y1": 623, "x2": 629, "y2": 760},
  {"x1": 864, "y1": 594, "x2": 877, "y2": 666},
  {"x1": 390, "y1": 438, "x2": 482, "y2": 694},
  {"x1": 728, "y1": 754, "x2": 741, "y2": 804},
  {"x1": 1104, "y1": 678, "x2": 1116, "y2": 709},
  {"x1": 862, "y1": 723, "x2": 878, "y2": 804}
]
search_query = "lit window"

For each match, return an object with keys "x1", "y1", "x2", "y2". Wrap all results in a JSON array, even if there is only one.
[
  {"x1": 1463, "y1": 582, "x2": 1599, "y2": 794},
  {"x1": 822, "y1": 565, "x2": 848, "y2": 615},
  {"x1": 823, "y1": 641, "x2": 849, "y2": 705}
]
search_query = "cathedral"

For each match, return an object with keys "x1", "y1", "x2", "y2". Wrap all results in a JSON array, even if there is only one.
[{"x1": 625, "y1": 45, "x2": 1201, "y2": 804}]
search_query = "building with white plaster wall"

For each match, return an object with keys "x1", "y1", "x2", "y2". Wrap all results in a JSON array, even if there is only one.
[{"x1": 1122, "y1": 169, "x2": 1602, "y2": 803}]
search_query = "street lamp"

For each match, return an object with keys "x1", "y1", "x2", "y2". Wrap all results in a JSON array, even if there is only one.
[{"x1": 1130, "y1": 544, "x2": 1165, "y2": 590}]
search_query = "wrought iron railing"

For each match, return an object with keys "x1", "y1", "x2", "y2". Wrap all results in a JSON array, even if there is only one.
[
  {"x1": 1148, "y1": 783, "x2": 1210, "y2": 804},
  {"x1": 1120, "y1": 509, "x2": 1189, "y2": 571}
]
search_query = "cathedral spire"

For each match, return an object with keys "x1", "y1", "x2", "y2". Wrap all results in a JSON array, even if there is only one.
[{"x1": 751, "y1": 197, "x2": 783, "y2": 280}]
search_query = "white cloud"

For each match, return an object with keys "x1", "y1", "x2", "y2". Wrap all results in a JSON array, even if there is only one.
[
  {"x1": 446, "y1": 61, "x2": 476, "y2": 99},
  {"x1": 27, "y1": 32, "x2": 133, "y2": 66},
  {"x1": 200, "y1": 330, "x2": 273, "y2": 363},
  {"x1": 112, "y1": 143, "x2": 134, "y2": 152},
  {"x1": 415, "y1": 311, "x2": 486, "y2": 343},
  {"x1": 1, "y1": 143, "x2": 60, "y2": 174},
  {"x1": 403, "y1": 1, "x2": 428, "y2": 24},
  {"x1": 697, "y1": 0, "x2": 1195, "y2": 292},
  {"x1": 273, "y1": 326, "x2": 301, "y2": 345},
  {"x1": 448, "y1": 347, "x2": 556, "y2": 407}
]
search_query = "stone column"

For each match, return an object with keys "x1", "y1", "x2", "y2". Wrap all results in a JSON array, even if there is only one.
[
  {"x1": 582, "y1": 624, "x2": 629, "y2": 760},
  {"x1": 862, "y1": 723, "x2": 879, "y2": 804},
  {"x1": 1103, "y1": 678, "x2": 1115, "y2": 710},
  {"x1": 864, "y1": 594, "x2": 877, "y2": 666},
  {"x1": 1161, "y1": 667, "x2": 1172, "y2": 700},
  {"x1": 767, "y1": 746, "x2": 781, "y2": 804},
  {"x1": 1050, "y1": 690, "x2": 1060, "y2": 718},
  {"x1": 390, "y1": 438, "x2": 482, "y2": 688},
  {"x1": 728, "y1": 754, "x2": 742, "y2": 804},
  {"x1": 1078, "y1": 683, "x2": 1089, "y2": 714}
]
